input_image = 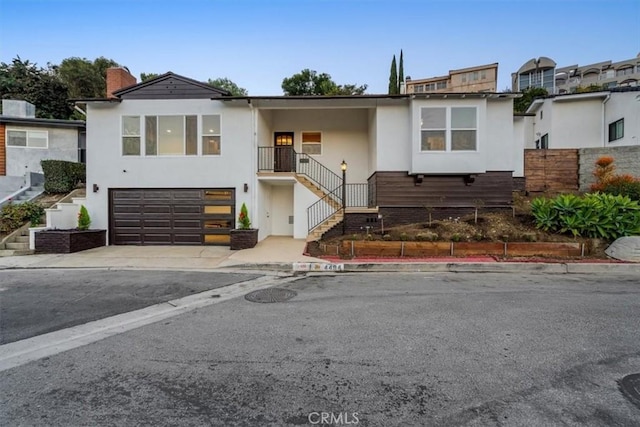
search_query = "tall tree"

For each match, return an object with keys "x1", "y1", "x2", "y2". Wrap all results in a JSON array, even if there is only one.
[
  {"x1": 398, "y1": 50, "x2": 404, "y2": 93},
  {"x1": 514, "y1": 87, "x2": 548, "y2": 113},
  {"x1": 140, "y1": 72, "x2": 160, "y2": 82},
  {"x1": 388, "y1": 55, "x2": 398, "y2": 94},
  {"x1": 207, "y1": 77, "x2": 248, "y2": 96},
  {"x1": 281, "y1": 69, "x2": 366, "y2": 96},
  {"x1": 0, "y1": 57, "x2": 72, "y2": 119},
  {"x1": 56, "y1": 56, "x2": 120, "y2": 99}
]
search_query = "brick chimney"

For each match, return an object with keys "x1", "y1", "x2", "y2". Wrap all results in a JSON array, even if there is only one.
[{"x1": 106, "y1": 67, "x2": 137, "y2": 98}]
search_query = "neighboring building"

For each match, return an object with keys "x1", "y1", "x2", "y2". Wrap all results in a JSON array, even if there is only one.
[
  {"x1": 519, "y1": 87, "x2": 640, "y2": 149},
  {"x1": 555, "y1": 56, "x2": 640, "y2": 93},
  {"x1": 511, "y1": 57, "x2": 557, "y2": 93},
  {"x1": 75, "y1": 69, "x2": 521, "y2": 247},
  {"x1": 405, "y1": 63, "x2": 498, "y2": 94},
  {"x1": 0, "y1": 100, "x2": 86, "y2": 177},
  {"x1": 512, "y1": 54, "x2": 640, "y2": 93}
]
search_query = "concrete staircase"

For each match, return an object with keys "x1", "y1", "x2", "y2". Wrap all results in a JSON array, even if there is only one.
[
  {"x1": 294, "y1": 174, "x2": 346, "y2": 242},
  {"x1": 0, "y1": 224, "x2": 34, "y2": 256}
]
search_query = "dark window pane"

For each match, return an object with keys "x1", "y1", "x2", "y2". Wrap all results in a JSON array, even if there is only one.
[
  {"x1": 186, "y1": 115, "x2": 197, "y2": 156},
  {"x1": 145, "y1": 116, "x2": 157, "y2": 156}
]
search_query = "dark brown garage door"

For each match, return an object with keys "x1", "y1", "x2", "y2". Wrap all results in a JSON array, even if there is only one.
[{"x1": 109, "y1": 188, "x2": 235, "y2": 245}]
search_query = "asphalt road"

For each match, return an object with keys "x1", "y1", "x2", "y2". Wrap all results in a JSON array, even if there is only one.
[
  {"x1": 0, "y1": 269, "x2": 260, "y2": 344},
  {"x1": 1, "y1": 271, "x2": 640, "y2": 426}
]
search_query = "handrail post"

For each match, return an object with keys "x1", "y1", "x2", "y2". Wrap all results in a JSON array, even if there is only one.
[{"x1": 341, "y1": 160, "x2": 347, "y2": 235}]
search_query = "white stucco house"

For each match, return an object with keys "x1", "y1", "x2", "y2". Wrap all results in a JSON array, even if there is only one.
[
  {"x1": 76, "y1": 69, "x2": 522, "y2": 246},
  {"x1": 521, "y1": 87, "x2": 640, "y2": 149},
  {"x1": 0, "y1": 100, "x2": 86, "y2": 200}
]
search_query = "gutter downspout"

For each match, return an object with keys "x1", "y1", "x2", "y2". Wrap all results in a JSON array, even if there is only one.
[
  {"x1": 602, "y1": 93, "x2": 611, "y2": 147},
  {"x1": 248, "y1": 100, "x2": 259, "y2": 238}
]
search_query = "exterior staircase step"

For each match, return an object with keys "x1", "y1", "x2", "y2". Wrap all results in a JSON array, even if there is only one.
[
  {"x1": 0, "y1": 249, "x2": 34, "y2": 257},
  {"x1": 6, "y1": 242, "x2": 29, "y2": 250},
  {"x1": 14, "y1": 236, "x2": 30, "y2": 243}
]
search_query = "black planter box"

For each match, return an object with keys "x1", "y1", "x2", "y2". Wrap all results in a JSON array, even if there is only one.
[
  {"x1": 35, "y1": 229, "x2": 107, "y2": 254},
  {"x1": 229, "y1": 229, "x2": 258, "y2": 250}
]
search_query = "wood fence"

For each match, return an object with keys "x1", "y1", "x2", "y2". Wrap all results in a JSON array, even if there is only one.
[{"x1": 524, "y1": 149, "x2": 579, "y2": 193}]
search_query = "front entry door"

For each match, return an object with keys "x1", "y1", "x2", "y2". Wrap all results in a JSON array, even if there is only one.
[{"x1": 274, "y1": 132, "x2": 294, "y2": 172}]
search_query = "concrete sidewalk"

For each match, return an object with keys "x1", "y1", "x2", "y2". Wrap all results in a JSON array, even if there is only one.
[
  {"x1": 0, "y1": 236, "x2": 638, "y2": 274},
  {"x1": 0, "y1": 236, "x2": 327, "y2": 271}
]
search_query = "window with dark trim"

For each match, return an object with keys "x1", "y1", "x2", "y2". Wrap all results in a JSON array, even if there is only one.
[
  {"x1": 540, "y1": 133, "x2": 549, "y2": 149},
  {"x1": 608, "y1": 119, "x2": 624, "y2": 142}
]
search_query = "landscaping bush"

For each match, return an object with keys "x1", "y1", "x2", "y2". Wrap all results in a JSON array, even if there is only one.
[
  {"x1": 600, "y1": 175, "x2": 640, "y2": 201},
  {"x1": 531, "y1": 193, "x2": 640, "y2": 239},
  {"x1": 0, "y1": 202, "x2": 45, "y2": 233},
  {"x1": 41, "y1": 160, "x2": 86, "y2": 193}
]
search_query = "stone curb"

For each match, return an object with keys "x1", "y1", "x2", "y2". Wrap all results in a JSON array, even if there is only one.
[{"x1": 220, "y1": 261, "x2": 640, "y2": 274}]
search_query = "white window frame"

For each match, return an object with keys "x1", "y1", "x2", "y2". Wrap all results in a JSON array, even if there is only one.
[
  {"x1": 301, "y1": 131, "x2": 322, "y2": 156},
  {"x1": 6, "y1": 129, "x2": 49, "y2": 149},
  {"x1": 121, "y1": 116, "x2": 141, "y2": 156},
  {"x1": 420, "y1": 106, "x2": 478, "y2": 153},
  {"x1": 201, "y1": 115, "x2": 221, "y2": 156}
]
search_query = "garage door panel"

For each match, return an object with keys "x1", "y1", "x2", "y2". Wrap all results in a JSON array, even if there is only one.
[
  {"x1": 143, "y1": 205, "x2": 172, "y2": 214},
  {"x1": 143, "y1": 219, "x2": 172, "y2": 228},
  {"x1": 173, "y1": 190, "x2": 203, "y2": 200},
  {"x1": 110, "y1": 188, "x2": 235, "y2": 246},
  {"x1": 174, "y1": 219, "x2": 201, "y2": 229},
  {"x1": 173, "y1": 205, "x2": 201, "y2": 214}
]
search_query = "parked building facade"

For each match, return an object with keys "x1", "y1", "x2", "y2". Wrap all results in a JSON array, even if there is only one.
[
  {"x1": 405, "y1": 63, "x2": 498, "y2": 94},
  {"x1": 73, "y1": 68, "x2": 521, "y2": 247},
  {"x1": 512, "y1": 54, "x2": 640, "y2": 93}
]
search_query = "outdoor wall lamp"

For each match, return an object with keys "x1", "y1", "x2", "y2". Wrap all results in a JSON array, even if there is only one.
[
  {"x1": 244, "y1": 183, "x2": 249, "y2": 193},
  {"x1": 92, "y1": 184, "x2": 99, "y2": 193}
]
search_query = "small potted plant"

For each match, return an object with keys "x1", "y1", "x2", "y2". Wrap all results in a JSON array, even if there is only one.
[{"x1": 229, "y1": 203, "x2": 258, "y2": 250}]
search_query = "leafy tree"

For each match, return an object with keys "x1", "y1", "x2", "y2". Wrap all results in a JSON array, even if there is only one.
[
  {"x1": 140, "y1": 72, "x2": 160, "y2": 82},
  {"x1": 56, "y1": 57, "x2": 119, "y2": 99},
  {"x1": 281, "y1": 69, "x2": 366, "y2": 96},
  {"x1": 0, "y1": 57, "x2": 72, "y2": 119},
  {"x1": 514, "y1": 87, "x2": 548, "y2": 113},
  {"x1": 208, "y1": 77, "x2": 248, "y2": 96},
  {"x1": 388, "y1": 55, "x2": 398, "y2": 94},
  {"x1": 398, "y1": 50, "x2": 404, "y2": 93}
]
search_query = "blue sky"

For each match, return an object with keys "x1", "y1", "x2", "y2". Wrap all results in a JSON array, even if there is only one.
[{"x1": 1, "y1": 0, "x2": 639, "y2": 95}]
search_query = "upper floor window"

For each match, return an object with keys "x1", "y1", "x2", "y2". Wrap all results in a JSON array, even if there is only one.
[
  {"x1": 616, "y1": 67, "x2": 635, "y2": 77},
  {"x1": 7, "y1": 129, "x2": 48, "y2": 148},
  {"x1": 122, "y1": 115, "x2": 220, "y2": 156},
  {"x1": 301, "y1": 132, "x2": 322, "y2": 155},
  {"x1": 609, "y1": 118, "x2": 624, "y2": 142},
  {"x1": 202, "y1": 115, "x2": 221, "y2": 155},
  {"x1": 122, "y1": 116, "x2": 141, "y2": 155},
  {"x1": 420, "y1": 107, "x2": 477, "y2": 152}
]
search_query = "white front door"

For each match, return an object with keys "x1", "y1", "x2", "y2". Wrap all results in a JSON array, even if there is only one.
[{"x1": 271, "y1": 185, "x2": 294, "y2": 236}]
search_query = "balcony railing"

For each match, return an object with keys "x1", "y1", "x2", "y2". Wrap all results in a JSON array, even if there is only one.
[{"x1": 258, "y1": 146, "x2": 370, "y2": 233}]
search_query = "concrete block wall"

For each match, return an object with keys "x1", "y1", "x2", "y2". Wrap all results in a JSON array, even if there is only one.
[{"x1": 579, "y1": 146, "x2": 640, "y2": 191}]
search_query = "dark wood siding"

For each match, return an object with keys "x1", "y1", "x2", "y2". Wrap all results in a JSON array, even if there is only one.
[
  {"x1": 119, "y1": 76, "x2": 226, "y2": 100},
  {"x1": 525, "y1": 149, "x2": 579, "y2": 193},
  {"x1": 109, "y1": 188, "x2": 235, "y2": 245},
  {"x1": 368, "y1": 171, "x2": 514, "y2": 207}
]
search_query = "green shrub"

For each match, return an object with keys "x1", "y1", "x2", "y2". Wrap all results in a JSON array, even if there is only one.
[
  {"x1": 415, "y1": 231, "x2": 438, "y2": 241},
  {"x1": 77, "y1": 205, "x2": 91, "y2": 230},
  {"x1": 41, "y1": 160, "x2": 86, "y2": 193},
  {"x1": 601, "y1": 176, "x2": 640, "y2": 201},
  {"x1": 382, "y1": 234, "x2": 392, "y2": 241},
  {"x1": 399, "y1": 232, "x2": 409, "y2": 241},
  {"x1": 0, "y1": 202, "x2": 45, "y2": 233},
  {"x1": 531, "y1": 193, "x2": 640, "y2": 240}
]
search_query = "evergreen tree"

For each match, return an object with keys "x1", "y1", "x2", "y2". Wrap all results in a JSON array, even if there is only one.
[
  {"x1": 388, "y1": 55, "x2": 398, "y2": 95},
  {"x1": 398, "y1": 50, "x2": 404, "y2": 93}
]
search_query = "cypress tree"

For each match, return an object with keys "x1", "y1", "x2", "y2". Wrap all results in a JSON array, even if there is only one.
[
  {"x1": 398, "y1": 50, "x2": 404, "y2": 93},
  {"x1": 388, "y1": 55, "x2": 398, "y2": 94}
]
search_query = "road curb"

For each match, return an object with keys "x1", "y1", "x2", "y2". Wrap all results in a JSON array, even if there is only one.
[{"x1": 219, "y1": 261, "x2": 640, "y2": 274}]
